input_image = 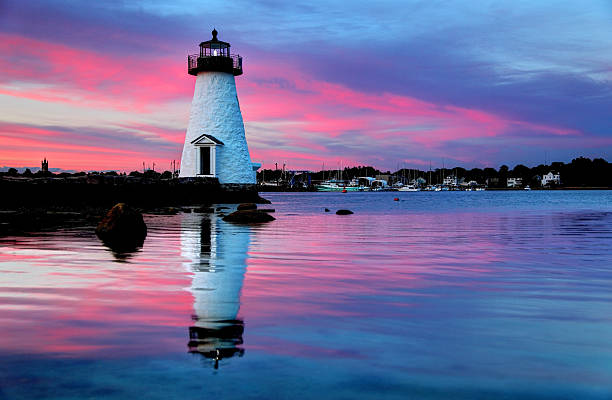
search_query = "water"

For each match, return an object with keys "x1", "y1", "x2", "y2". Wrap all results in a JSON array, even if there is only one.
[{"x1": 1, "y1": 191, "x2": 611, "y2": 399}]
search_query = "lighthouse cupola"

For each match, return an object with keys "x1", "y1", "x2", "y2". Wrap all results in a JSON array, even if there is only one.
[{"x1": 188, "y1": 29, "x2": 243, "y2": 76}]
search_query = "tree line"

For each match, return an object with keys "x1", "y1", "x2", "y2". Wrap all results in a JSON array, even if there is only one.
[
  {"x1": 1, "y1": 168, "x2": 176, "y2": 180},
  {"x1": 3, "y1": 157, "x2": 610, "y2": 188},
  {"x1": 257, "y1": 157, "x2": 612, "y2": 188}
]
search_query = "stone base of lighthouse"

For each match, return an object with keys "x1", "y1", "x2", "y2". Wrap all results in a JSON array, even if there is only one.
[{"x1": 179, "y1": 71, "x2": 258, "y2": 184}]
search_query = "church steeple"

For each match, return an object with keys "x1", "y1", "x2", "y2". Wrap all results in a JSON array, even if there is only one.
[{"x1": 41, "y1": 158, "x2": 49, "y2": 173}]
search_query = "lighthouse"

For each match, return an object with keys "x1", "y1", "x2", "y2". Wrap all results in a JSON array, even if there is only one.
[{"x1": 179, "y1": 29, "x2": 259, "y2": 183}]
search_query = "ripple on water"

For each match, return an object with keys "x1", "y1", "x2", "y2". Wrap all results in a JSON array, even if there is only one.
[{"x1": 0, "y1": 192, "x2": 612, "y2": 399}]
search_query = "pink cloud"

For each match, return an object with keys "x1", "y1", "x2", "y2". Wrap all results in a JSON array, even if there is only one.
[
  {"x1": 0, "y1": 33, "x2": 192, "y2": 112},
  {"x1": 237, "y1": 58, "x2": 587, "y2": 169},
  {"x1": 0, "y1": 34, "x2": 588, "y2": 171},
  {"x1": 0, "y1": 122, "x2": 181, "y2": 171}
]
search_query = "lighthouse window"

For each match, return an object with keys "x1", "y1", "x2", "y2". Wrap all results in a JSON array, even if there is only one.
[{"x1": 200, "y1": 147, "x2": 211, "y2": 175}]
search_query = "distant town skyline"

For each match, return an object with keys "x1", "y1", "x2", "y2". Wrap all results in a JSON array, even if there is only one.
[{"x1": 1, "y1": 1, "x2": 611, "y2": 171}]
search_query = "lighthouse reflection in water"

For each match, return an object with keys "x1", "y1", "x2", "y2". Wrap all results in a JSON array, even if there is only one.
[{"x1": 180, "y1": 212, "x2": 250, "y2": 368}]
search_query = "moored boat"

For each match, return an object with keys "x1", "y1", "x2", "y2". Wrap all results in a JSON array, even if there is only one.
[
  {"x1": 398, "y1": 184, "x2": 420, "y2": 192},
  {"x1": 316, "y1": 180, "x2": 362, "y2": 192}
]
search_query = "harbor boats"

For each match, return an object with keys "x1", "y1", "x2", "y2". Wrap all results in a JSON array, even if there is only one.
[{"x1": 316, "y1": 176, "x2": 387, "y2": 192}]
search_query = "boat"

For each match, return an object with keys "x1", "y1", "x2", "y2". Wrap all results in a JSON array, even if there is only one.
[
  {"x1": 316, "y1": 180, "x2": 361, "y2": 192},
  {"x1": 398, "y1": 184, "x2": 419, "y2": 192}
]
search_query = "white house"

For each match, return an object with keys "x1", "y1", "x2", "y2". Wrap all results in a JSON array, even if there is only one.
[
  {"x1": 179, "y1": 29, "x2": 260, "y2": 183},
  {"x1": 507, "y1": 177, "x2": 523, "y2": 188},
  {"x1": 541, "y1": 172, "x2": 561, "y2": 186}
]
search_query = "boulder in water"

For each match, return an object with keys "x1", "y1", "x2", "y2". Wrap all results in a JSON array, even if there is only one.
[
  {"x1": 336, "y1": 209, "x2": 354, "y2": 215},
  {"x1": 96, "y1": 203, "x2": 147, "y2": 250},
  {"x1": 223, "y1": 210, "x2": 275, "y2": 224},
  {"x1": 237, "y1": 203, "x2": 257, "y2": 211},
  {"x1": 257, "y1": 196, "x2": 272, "y2": 204}
]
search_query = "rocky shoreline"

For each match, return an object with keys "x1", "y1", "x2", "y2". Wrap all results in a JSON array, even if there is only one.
[{"x1": 0, "y1": 176, "x2": 270, "y2": 236}]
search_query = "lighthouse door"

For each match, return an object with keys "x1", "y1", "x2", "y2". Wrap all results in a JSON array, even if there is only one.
[{"x1": 199, "y1": 147, "x2": 211, "y2": 175}]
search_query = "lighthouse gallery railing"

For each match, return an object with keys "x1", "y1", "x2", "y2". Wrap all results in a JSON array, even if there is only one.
[{"x1": 187, "y1": 54, "x2": 242, "y2": 75}]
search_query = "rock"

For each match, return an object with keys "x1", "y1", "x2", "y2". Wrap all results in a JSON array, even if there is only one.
[
  {"x1": 96, "y1": 203, "x2": 147, "y2": 250},
  {"x1": 223, "y1": 210, "x2": 275, "y2": 224},
  {"x1": 258, "y1": 208, "x2": 275, "y2": 213},
  {"x1": 237, "y1": 203, "x2": 257, "y2": 211},
  {"x1": 257, "y1": 196, "x2": 272, "y2": 204},
  {"x1": 324, "y1": 208, "x2": 330, "y2": 212},
  {"x1": 336, "y1": 209, "x2": 354, "y2": 215},
  {"x1": 195, "y1": 206, "x2": 215, "y2": 213}
]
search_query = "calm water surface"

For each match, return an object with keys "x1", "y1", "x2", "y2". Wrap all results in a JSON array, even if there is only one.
[{"x1": 1, "y1": 191, "x2": 612, "y2": 399}]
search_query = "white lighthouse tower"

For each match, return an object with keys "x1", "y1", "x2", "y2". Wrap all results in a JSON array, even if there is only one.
[{"x1": 179, "y1": 29, "x2": 259, "y2": 183}]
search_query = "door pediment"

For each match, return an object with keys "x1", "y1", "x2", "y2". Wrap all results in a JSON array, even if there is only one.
[{"x1": 191, "y1": 134, "x2": 224, "y2": 146}]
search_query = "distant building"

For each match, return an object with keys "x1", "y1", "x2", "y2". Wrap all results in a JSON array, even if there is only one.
[
  {"x1": 376, "y1": 174, "x2": 391, "y2": 184},
  {"x1": 41, "y1": 158, "x2": 48, "y2": 172},
  {"x1": 507, "y1": 177, "x2": 523, "y2": 188},
  {"x1": 443, "y1": 175, "x2": 457, "y2": 186},
  {"x1": 371, "y1": 179, "x2": 388, "y2": 190},
  {"x1": 541, "y1": 172, "x2": 561, "y2": 186}
]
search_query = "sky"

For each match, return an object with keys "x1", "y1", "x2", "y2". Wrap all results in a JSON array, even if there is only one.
[{"x1": 0, "y1": 0, "x2": 611, "y2": 172}]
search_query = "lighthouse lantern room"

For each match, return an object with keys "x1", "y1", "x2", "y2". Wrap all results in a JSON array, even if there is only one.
[{"x1": 180, "y1": 29, "x2": 258, "y2": 183}]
